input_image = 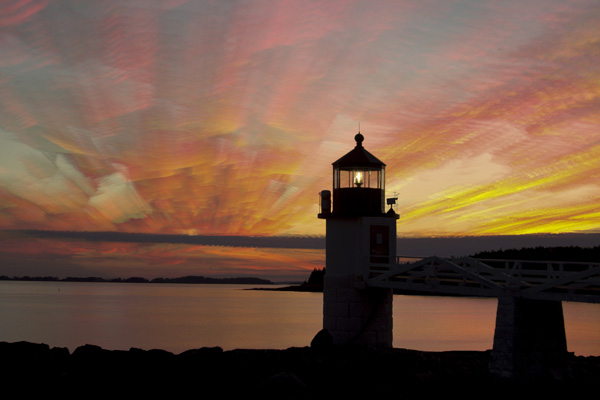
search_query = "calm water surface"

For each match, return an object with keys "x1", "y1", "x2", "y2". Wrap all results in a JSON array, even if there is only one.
[{"x1": 0, "y1": 281, "x2": 598, "y2": 356}]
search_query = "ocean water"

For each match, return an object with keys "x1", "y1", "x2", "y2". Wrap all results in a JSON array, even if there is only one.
[{"x1": 0, "y1": 281, "x2": 598, "y2": 356}]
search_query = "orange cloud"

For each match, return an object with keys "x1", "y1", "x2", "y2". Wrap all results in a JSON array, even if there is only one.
[{"x1": 0, "y1": 0, "x2": 598, "y2": 240}]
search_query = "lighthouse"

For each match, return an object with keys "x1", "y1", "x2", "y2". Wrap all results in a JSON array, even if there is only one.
[{"x1": 318, "y1": 132, "x2": 398, "y2": 347}]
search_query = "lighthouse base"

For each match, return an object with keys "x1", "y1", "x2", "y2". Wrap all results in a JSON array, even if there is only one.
[{"x1": 323, "y1": 274, "x2": 393, "y2": 348}]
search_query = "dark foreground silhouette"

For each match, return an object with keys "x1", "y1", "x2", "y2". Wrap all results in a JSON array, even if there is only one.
[{"x1": 1, "y1": 339, "x2": 598, "y2": 397}]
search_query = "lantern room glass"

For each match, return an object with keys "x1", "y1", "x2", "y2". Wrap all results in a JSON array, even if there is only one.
[{"x1": 334, "y1": 167, "x2": 384, "y2": 190}]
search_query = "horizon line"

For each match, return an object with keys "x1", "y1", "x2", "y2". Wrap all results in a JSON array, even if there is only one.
[{"x1": 2, "y1": 229, "x2": 600, "y2": 252}]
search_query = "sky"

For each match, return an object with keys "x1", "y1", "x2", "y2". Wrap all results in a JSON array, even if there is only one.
[{"x1": 1, "y1": 0, "x2": 599, "y2": 280}]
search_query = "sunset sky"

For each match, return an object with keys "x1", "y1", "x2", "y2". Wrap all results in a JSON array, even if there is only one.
[{"x1": 1, "y1": 0, "x2": 599, "y2": 279}]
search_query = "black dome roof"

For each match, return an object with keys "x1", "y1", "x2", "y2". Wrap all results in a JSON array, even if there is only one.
[{"x1": 332, "y1": 133, "x2": 385, "y2": 168}]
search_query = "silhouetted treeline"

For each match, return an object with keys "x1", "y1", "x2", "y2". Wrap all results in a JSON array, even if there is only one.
[
  {"x1": 149, "y1": 276, "x2": 272, "y2": 284},
  {"x1": 306, "y1": 268, "x2": 325, "y2": 286},
  {"x1": 471, "y1": 245, "x2": 600, "y2": 262},
  {"x1": 0, "y1": 275, "x2": 273, "y2": 285},
  {"x1": 254, "y1": 268, "x2": 326, "y2": 292}
]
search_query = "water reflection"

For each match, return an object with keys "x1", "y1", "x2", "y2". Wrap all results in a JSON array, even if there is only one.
[{"x1": 0, "y1": 281, "x2": 598, "y2": 356}]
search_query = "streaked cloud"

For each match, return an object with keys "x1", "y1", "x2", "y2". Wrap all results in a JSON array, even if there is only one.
[{"x1": 0, "y1": 0, "x2": 598, "y2": 240}]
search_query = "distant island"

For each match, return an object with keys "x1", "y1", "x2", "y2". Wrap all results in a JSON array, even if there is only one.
[
  {"x1": 0, "y1": 275, "x2": 273, "y2": 285},
  {"x1": 4, "y1": 245, "x2": 598, "y2": 289},
  {"x1": 252, "y1": 268, "x2": 325, "y2": 292},
  {"x1": 470, "y1": 244, "x2": 600, "y2": 261}
]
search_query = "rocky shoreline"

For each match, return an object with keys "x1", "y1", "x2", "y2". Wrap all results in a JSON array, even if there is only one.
[{"x1": 2, "y1": 340, "x2": 598, "y2": 397}]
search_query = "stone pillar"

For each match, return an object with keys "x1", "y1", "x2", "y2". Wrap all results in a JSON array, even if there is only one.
[
  {"x1": 489, "y1": 293, "x2": 568, "y2": 380},
  {"x1": 323, "y1": 274, "x2": 393, "y2": 347}
]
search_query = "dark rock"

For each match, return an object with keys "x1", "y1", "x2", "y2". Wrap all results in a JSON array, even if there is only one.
[
  {"x1": 178, "y1": 346, "x2": 223, "y2": 358},
  {"x1": 258, "y1": 371, "x2": 307, "y2": 398},
  {"x1": 310, "y1": 328, "x2": 333, "y2": 350},
  {"x1": 0, "y1": 341, "x2": 599, "y2": 396}
]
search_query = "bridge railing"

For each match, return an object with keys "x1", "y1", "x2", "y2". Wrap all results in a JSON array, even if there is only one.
[
  {"x1": 470, "y1": 258, "x2": 600, "y2": 299},
  {"x1": 369, "y1": 256, "x2": 600, "y2": 302}
]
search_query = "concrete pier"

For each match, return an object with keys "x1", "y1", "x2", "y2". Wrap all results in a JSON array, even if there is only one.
[{"x1": 489, "y1": 293, "x2": 568, "y2": 380}]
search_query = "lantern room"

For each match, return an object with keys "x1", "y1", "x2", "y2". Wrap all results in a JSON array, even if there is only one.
[{"x1": 319, "y1": 133, "x2": 388, "y2": 218}]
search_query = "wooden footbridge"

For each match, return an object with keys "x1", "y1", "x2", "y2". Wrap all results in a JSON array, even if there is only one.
[
  {"x1": 369, "y1": 256, "x2": 600, "y2": 303},
  {"x1": 366, "y1": 256, "x2": 600, "y2": 379}
]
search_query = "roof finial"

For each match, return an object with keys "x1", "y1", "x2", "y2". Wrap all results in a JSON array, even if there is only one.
[{"x1": 355, "y1": 131, "x2": 364, "y2": 147}]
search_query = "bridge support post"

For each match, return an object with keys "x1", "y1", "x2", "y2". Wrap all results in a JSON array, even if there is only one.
[
  {"x1": 324, "y1": 274, "x2": 393, "y2": 347},
  {"x1": 489, "y1": 293, "x2": 568, "y2": 380}
]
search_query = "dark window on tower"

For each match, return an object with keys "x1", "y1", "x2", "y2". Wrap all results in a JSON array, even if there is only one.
[{"x1": 370, "y1": 225, "x2": 389, "y2": 264}]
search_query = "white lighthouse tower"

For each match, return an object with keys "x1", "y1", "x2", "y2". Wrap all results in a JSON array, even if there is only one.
[{"x1": 318, "y1": 132, "x2": 398, "y2": 347}]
